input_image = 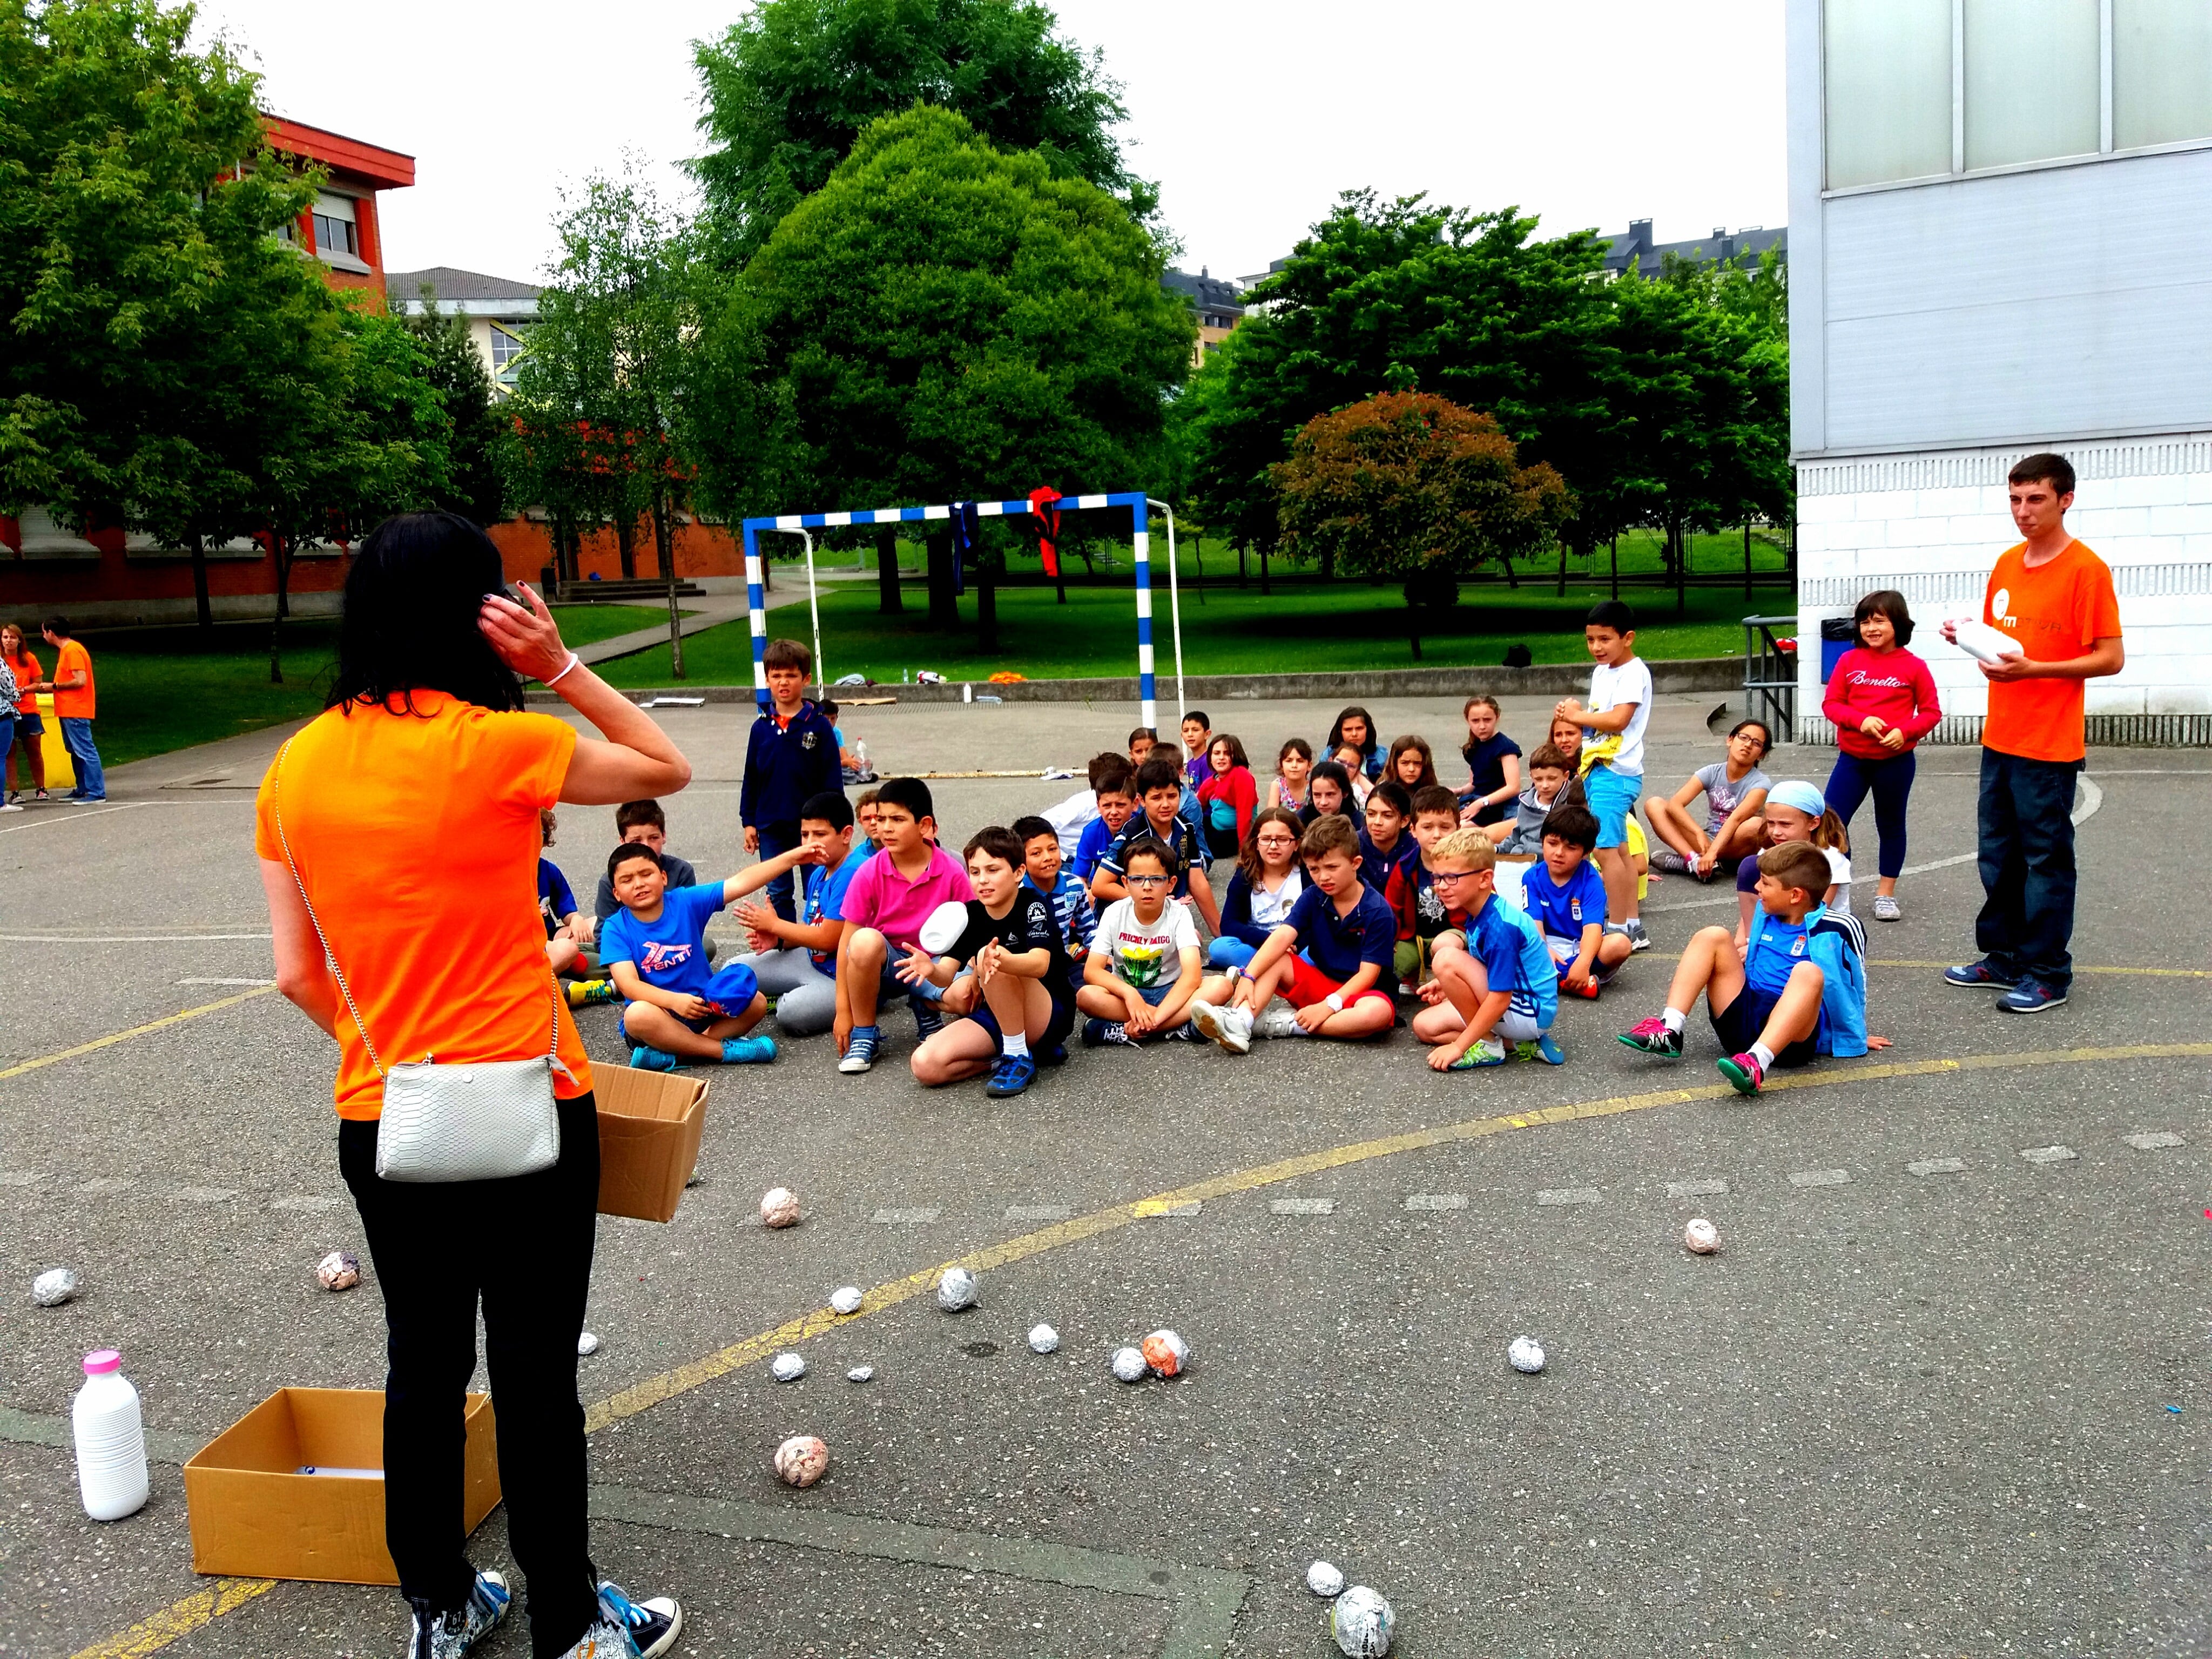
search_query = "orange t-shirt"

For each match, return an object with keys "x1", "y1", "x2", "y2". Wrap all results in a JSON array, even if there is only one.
[
  {"x1": 1980, "y1": 539, "x2": 2122, "y2": 764},
  {"x1": 51, "y1": 640, "x2": 94, "y2": 719},
  {"x1": 253, "y1": 691, "x2": 593, "y2": 1120},
  {"x1": 5, "y1": 650, "x2": 38, "y2": 712}
]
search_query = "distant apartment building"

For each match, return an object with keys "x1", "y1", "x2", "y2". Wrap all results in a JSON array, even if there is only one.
[
  {"x1": 1600, "y1": 219, "x2": 1787, "y2": 276},
  {"x1": 387, "y1": 267, "x2": 541, "y2": 397},
  {"x1": 1161, "y1": 267, "x2": 1244, "y2": 365},
  {"x1": 1786, "y1": 0, "x2": 2212, "y2": 742}
]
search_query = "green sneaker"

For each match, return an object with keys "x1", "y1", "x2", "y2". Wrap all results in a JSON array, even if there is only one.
[{"x1": 1446, "y1": 1036, "x2": 1508, "y2": 1070}]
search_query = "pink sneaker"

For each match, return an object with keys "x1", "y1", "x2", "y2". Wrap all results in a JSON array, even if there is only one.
[
  {"x1": 1615, "y1": 1017, "x2": 1682, "y2": 1060},
  {"x1": 1716, "y1": 1051, "x2": 1765, "y2": 1095}
]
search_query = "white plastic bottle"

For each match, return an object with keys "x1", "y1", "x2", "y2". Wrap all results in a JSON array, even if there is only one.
[{"x1": 73, "y1": 1349, "x2": 149, "y2": 1521}]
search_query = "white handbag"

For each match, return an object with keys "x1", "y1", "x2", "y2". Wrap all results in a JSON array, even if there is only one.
[{"x1": 273, "y1": 740, "x2": 563, "y2": 1183}]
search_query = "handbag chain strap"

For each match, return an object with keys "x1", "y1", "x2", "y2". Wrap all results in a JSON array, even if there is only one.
[{"x1": 272, "y1": 737, "x2": 559, "y2": 1080}]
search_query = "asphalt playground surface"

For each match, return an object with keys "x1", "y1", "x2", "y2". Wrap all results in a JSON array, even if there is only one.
[{"x1": 2, "y1": 684, "x2": 2209, "y2": 1659}]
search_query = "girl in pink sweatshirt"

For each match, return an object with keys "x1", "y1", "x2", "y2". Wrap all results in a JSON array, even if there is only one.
[{"x1": 1822, "y1": 590, "x2": 1941, "y2": 921}]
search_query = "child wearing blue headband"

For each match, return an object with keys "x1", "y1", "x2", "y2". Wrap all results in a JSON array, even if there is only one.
[{"x1": 1736, "y1": 779, "x2": 1852, "y2": 949}]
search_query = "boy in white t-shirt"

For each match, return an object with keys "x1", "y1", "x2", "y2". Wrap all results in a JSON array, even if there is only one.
[
  {"x1": 1077, "y1": 837, "x2": 1202, "y2": 1044},
  {"x1": 1553, "y1": 599, "x2": 1653, "y2": 951}
]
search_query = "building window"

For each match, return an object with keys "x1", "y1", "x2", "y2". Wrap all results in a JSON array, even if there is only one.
[
  {"x1": 490, "y1": 323, "x2": 527, "y2": 383},
  {"x1": 1826, "y1": 0, "x2": 2212, "y2": 189},
  {"x1": 311, "y1": 191, "x2": 360, "y2": 260}
]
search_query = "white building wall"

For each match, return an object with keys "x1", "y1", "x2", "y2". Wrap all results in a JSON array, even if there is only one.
[{"x1": 1793, "y1": 435, "x2": 2212, "y2": 744}]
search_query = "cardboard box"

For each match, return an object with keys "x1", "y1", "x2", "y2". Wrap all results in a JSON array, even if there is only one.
[
  {"x1": 183, "y1": 1388, "x2": 498, "y2": 1584},
  {"x1": 595, "y1": 1063, "x2": 711, "y2": 1223}
]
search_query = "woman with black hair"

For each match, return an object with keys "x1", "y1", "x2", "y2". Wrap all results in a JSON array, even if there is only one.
[
  {"x1": 1822, "y1": 589, "x2": 1941, "y2": 921},
  {"x1": 255, "y1": 513, "x2": 692, "y2": 1659}
]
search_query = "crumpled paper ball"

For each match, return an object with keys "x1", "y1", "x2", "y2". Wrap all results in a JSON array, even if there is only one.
[
  {"x1": 316, "y1": 1251, "x2": 360, "y2": 1292},
  {"x1": 770, "y1": 1351, "x2": 806, "y2": 1382},
  {"x1": 846, "y1": 1366, "x2": 874, "y2": 1383},
  {"x1": 1331, "y1": 1585, "x2": 1396, "y2": 1656},
  {"x1": 31, "y1": 1267, "x2": 78, "y2": 1307},
  {"x1": 1109, "y1": 1346, "x2": 1148, "y2": 1383},
  {"x1": 1141, "y1": 1328, "x2": 1189, "y2": 1378},
  {"x1": 760, "y1": 1188, "x2": 801, "y2": 1229},
  {"x1": 774, "y1": 1434, "x2": 828, "y2": 1487},
  {"x1": 830, "y1": 1286, "x2": 864, "y2": 1315},
  {"x1": 577, "y1": 1331, "x2": 601, "y2": 1357},
  {"x1": 1028, "y1": 1323, "x2": 1060, "y2": 1354},
  {"x1": 1684, "y1": 1217, "x2": 1720, "y2": 1255},
  {"x1": 1508, "y1": 1336, "x2": 1546, "y2": 1374},
  {"x1": 1306, "y1": 1560, "x2": 1345, "y2": 1597},
  {"x1": 936, "y1": 1267, "x2": 978, "y2": 1312}
]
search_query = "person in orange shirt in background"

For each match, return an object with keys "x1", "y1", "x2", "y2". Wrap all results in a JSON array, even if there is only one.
[
  {"x1": 2, "y1": 623, "x2": 47, "y2": 803},
  {"x1": 29, "y1": 617, "x2": 103, "y2": 802},
  {"x1": 1940, "y1": 453, "x2": 2123, "y2": 1014}
]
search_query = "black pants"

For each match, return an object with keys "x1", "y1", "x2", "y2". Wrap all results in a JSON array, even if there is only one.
[
  {"x1": 1973, "y1": 748, "x2": 2080, "y2": 993},
  {"x1": 1824, "y1": 748, "x2": 1917, "y2": 880},
  {"x1": 340, "y1": 1091, "x2": 602, "y2": 1656}
]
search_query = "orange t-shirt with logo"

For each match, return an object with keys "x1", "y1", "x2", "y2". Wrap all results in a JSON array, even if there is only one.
[
  {"x1": 253, "y1": 691, "x2": 594, "y2": 1120},
  {"x1": 1980, "y1": 539, "x2": 2122, "y2": 765},
  {"x1": 51, "y1": 640, "x2": 95, "y2": 719},
  {"x1": 6, "y1": 650, "x2": 39, "y2": 713}
]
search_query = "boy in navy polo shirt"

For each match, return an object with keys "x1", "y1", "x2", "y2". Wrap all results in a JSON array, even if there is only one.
[
  {"x1": 601, "y1": 838, "x2": 825, "y2": 1071},
  {"x1": 741, "y1": 638, "x2": 841, "y2": 922},
  {"x1": 1090, "y1": 756, "x2": 1222, "y2": 935},
  {"x1": 1187, "y1": 813, "x2": 1396, "y2": 1052},
  {"x1": 1521, "y1": 803, "x2": 1632, "y2": 1000},
  {"x1": 1411, "y1": 828, "x2": 1562, "y2": 1070}
]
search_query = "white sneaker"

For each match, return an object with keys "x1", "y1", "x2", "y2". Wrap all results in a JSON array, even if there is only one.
[
  {"x1": 1873, "y1": 894, "x2": 1901, "y2": 921},
  {"x1": 1188, "y1": 997, "x2": 1250, "y2": 1054},
  {"x1": 0, "y1": 802, "x2": 21, "y2": 812},
  {"x1": 1255, "y1": 1004, "x2": 1306, "y2": 1040}
]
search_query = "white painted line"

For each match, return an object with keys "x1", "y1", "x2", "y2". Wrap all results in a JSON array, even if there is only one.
[
  {"x1": 1004, "y1": 1204, "x2": 1071, "y2": 1222},
  {"x1": 272, "y1": 1194, "x2": 343, "y2": 1212},
  {"x1": 871, "y1": 1206, "x2": 942, "y2": 1224},
  {"x1": 172, "y1": 1186, "x2": 238, "y2": 1203},
  {"x1": 177, "y1": 977, "x2": 274, "y2": 987},
  {"x1": 0, "y1": 934, "x2": 272, "y2": 943},
  {"x1": 1667, "y1": 1178, "x2": 1729, "y2": 1198},
  {"x1": 1536, "y1": 1187, "x2": 1601, "y2": 1206},
  {"x1": 1906, "y1": 1157, "x2": 1966, "y2": 1177},
  {"x1": 0, "y1": 1171, "x2": 48, "y2": 1186},
  {"x1": 78, "y1": 1177, "x2": 135, "y2": 1195},
  {"x1": 1150, "y1": 1201, "x2": 1203, "y2": 1218},
  {"x1": 2125, "y1": 1131, "x2": 2185, "y2": 1150},
  {"x1": 1789, "y1": 1169, "x2": 1851, "y2": 1188},
  {"x1": 2020, "y1": 1145, "x2": 2078, "y2": 1165},
  {"x1": 1270, "y1": 1197, "x2": 1336, "y2": 1216},
  {"x1": 1404, "y1": 1193, "x2": 1467, "y2": 1211},
  {"x1": 0, "y1": 803, "x2": 141, "y2": 835}
]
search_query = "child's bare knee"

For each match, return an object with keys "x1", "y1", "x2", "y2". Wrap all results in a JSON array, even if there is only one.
[{"x1": 1789, "y1": 961, "x2": 1825, "y2": 990}]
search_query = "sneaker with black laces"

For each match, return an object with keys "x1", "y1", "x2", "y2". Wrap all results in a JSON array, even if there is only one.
[
  {"x1": 570, "y1": 1580, "x2": 682, "y2": 1659},
  {"x1": 838, "y1": 1024, "x2": 880, "y2": 1073},
  {"x1": 407, "y1": 1569, "x2": 510, "y2": 1659},
  {"x1": 1997, "y1": 979, "x2": 2068, "y2": 1014},
  {"x1": 1943, "y1": 959, "x2": 2021, "y2": 990},
  {"x1": 984, "y1": 1052, "x2": 1037, "y2": 1097},
  {"x1": 1082, "y1": 1016, "x2": 1132, "y2": 1047},
  {"x1": 912, "y1": 1001, "x2": 945, "y2": 1042},
  {"x1": 1616, "y1": 1017, "x2": 1683, "y2": 1058},
  {"x1": 1716, "y1": 1050, "x2": 1765, "y2": 1095},
  {"x1": 1620, "y1": 918, "x2": 1651, "y2": 952}
]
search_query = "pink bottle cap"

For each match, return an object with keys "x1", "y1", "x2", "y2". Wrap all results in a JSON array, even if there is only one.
[{"x1": 82, "y1": 1349, "x2": 122, "y2": 1375}]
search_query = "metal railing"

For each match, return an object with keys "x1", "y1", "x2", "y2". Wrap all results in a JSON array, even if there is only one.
[{"x1": 1742, "y1": 614, "x2": 1798, "y2": 743}]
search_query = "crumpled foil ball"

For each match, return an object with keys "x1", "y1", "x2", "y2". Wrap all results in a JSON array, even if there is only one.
[
  {"x1": 1109, "y1": 1346, "x2": 1148, "y2": 1383},
  {"x1": 770, "y1": 1351, "x2": 807, "y2": 1382},
  {"x1": 846, "y1": 1366, "x2": 874, "y2": 1383},
  {"x1": 316, "y1": 1251, "x2": 360, "y2": 1292},
  {"x1": 936, "y1": 1267, "x2": 978, "y2": 1312},
  {"x1": 1684, "y1": 1217, "x2": 1720, "y2": 1255},
  {"x1": 760, "y1": 1188, "x2": 801, "y2": 1229},
  {"x1": 774, "y1": 1434, "x2": 828, "y2": 1487},
  {"x1": 830, "y1": 1286, "x2": 864, "y2": 1316},
  {"x1": 1027, "y1": 1323, "x2": 1060, "y2": 1354},
  {"x1": 1508, "y1": 1336, "x2": 1546, "y2": 1374},
  {"x1": 1141, "y1": 1328, "x2": 1189, "y2": 1378},
  {"x1": 1331, "y1": 1585, "x2": 1397, "y2": 1656},
  {"x1": 1305, "y1": 1560, "x2": 1346, "y2": 1597},
  {"x1": 31, "y1": 1267, "x2": 78, "y2": 1307}
]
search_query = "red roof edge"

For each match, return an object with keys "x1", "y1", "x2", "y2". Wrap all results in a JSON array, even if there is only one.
[{"x1": 261, "y1": 114, "x2": 415, "y2": 191}]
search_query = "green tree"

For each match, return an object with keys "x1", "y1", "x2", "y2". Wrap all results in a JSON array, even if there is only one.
[
  {"x1": 398, "y1": 289, "x2": 507, "y2": 524},
  {"x1": 1271, "y1": 392, "x2": 1572, "y2": 659},
  {"x1": 691, "y1": 0, "x2": 1154, "y2": 265},
  {"x1": 714, "y1": 104, "x2": 1190, "y2": 645}
]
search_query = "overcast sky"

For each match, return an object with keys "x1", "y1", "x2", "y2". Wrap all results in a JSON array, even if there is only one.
[{"x1": 195, "y1": 0, "x2": 1786, "y2": 285}]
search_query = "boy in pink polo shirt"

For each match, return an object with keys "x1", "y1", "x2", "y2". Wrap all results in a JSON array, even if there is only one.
[{"x1": 833, "y1": 776, "x2": 975, "y2": 1073}]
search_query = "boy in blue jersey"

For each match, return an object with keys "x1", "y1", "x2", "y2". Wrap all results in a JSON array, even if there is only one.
[
  {"x1": 740, "y1": 638, "x2": 842, "y2": 922},
  {"x1": 1073, "y1": 760, "x2": 1137, "y2": 890},
  {"x1": 1521, "y1": 804, "x2": 1633, "y2": 1001},
  {"x1": 729, "y1": 791, "x2": 872, "y2": 1038},
  {"x1": 1410, "y1": 828, "x2": 1562, "y2": 1070},
  {"x1": 1618, "y1": 841, "x2": 1885, "y2": 1093},
  {"x1": 601, "y1": 838, "x2": 824, "y2": 1071},
  {"x1": 1015, "y1": 814, "x2": 1095, "y2": 989},
  {"x1": 1186, "y1": 813, "x2": 1397, "y2": 1052}
]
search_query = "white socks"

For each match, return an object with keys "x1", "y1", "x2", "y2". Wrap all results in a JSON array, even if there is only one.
[
  {"x1": 1661, "y1": 1008, "x2": 1687, "y2": 1035},
  {"x1": 1750, "y1": 1041, "x2": 1776, "y2": 1070},
  {"x1": 1001, "y1": 1031, "x2": 1030, "y2": 1061}
]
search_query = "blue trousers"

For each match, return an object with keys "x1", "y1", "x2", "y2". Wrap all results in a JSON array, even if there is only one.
[
  {"x1": 1824, "y1": 749, "x2": 1917, "y2": 880},
  {"x1": 1974, "y1": 748, "x2": 2079, "y2": 993},
  {"x1": 60, "y1": 717, "x2": 104, "y2": 799},
  {"x1": 754, "y1": 820, "x2": 800, "y2": 921}
]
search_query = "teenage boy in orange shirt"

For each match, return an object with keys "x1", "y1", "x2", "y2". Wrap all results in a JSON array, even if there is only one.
[
  {"x1": 35, "y1": 618, "x2": 103, "y2": 802},
  {"x1": 1940, "y1": 453, "x2": 2122, "y2": 1014}
]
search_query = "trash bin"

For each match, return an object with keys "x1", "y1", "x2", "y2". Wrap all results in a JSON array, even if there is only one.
[{"x1": 1819, "y1": 617, "x2": 1857, "y2": 685}]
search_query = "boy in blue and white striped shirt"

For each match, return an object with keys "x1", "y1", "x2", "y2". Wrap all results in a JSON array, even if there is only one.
[{"x1": 1016, "y1": 815, "x2": 1096, "y2": 992}]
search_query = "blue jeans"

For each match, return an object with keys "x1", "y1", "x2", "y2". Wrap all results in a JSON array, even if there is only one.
[
  {"x1": 1824, "y1": 750, "x2": 1917, "y2": 880},
  {"x1": 1974, "y1": 748, "x2": 2079, "y2": 993},
  {"x1": 1206, "y1": 936, "x2": 1259, "y2": 970},
  {"x1": 59, "y1": 717, "x2": 104, "y2": 798},
  {"x1": 754, "y1": 821, "x2": 800, "y2": 921}
]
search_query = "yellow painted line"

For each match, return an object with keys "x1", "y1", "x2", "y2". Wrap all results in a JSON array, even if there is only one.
[
  {"x1": 0, "y1": 987, "x2": 278, "y2": 1083},
  {"x1": 583, "y1": 1038, "x2": 2212, "y2": 1433},
  {"x1": 67, "y1": 1578, "x2": 274, "y2": 1659}
]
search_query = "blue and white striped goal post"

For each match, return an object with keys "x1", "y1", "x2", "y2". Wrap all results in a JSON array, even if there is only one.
[{"x1": 740, "y1": 492, "x2": 1182, "y2": 729}]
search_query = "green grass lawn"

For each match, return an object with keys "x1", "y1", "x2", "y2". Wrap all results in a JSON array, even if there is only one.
[
  {"x1": 598, "y1": 574, "x2": 1791, "y2": 688},
  {"x1": 52, "y1": 605, "x2": 679, "y2": 769}
]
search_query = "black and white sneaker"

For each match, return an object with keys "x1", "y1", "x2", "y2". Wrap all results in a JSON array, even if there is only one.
[
  {"x1": 1620, "y1": 918, "x2": 1651, "y2": 952},
  {"x1": 407, "y1": 1570, "x2": 510, "y2": 1659},
  {"x1": 592, "y1": 1580, "x2": 683, "y2": 1659}
]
